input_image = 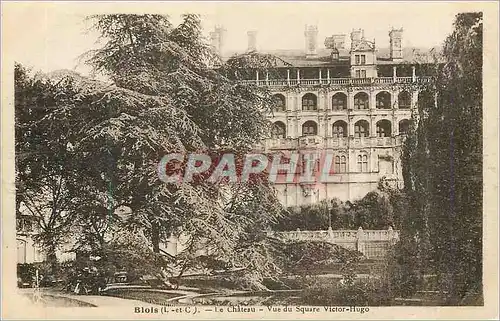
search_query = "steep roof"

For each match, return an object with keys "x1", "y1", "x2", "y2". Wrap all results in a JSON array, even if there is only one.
[
  {"x1": 225, "y1": 46, "x2": 442, "y2": 67},
  {"x1": 376, "y1": 46, "x2": 442, "y2": 65}
]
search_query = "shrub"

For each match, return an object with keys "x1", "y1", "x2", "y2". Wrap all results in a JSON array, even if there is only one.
[
  {"x1": 301, "y1": 277, "x2": 393, "y2": 306},
  {"x1": 278, "y1": 240, "x2": 363, "y2": 277},
  {"x1": 17, "y1": 262, "x2": 55, "y2": 287},
  {"x1": 274, "y1": 189, "x2": 405, "y2": 231},
  {"x1": 387, "y1": 241, "x2": 424, "y2": 298},
  {"x1": 17, "y1": 263, "x2": 36, "y2": 286}
]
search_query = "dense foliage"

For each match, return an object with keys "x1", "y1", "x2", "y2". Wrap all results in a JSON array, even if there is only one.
[
  {"x1": 274, "y1": 185, "x2": 406, "y2": 231},
  {"x1": 15, "y1": 14, "x2": 289, "y2": 289},
  {"x1": 15, "y1": 66, "x2": 84, "y2": 271},
  {"x1": 301, "y1": 277, "x2": 392, "y2": 306},
  {"x1": 398, "y1": 12, "x2": 483, "y2": 304}
]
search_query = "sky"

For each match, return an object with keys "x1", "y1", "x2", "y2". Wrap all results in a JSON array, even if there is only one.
[{"x1": 4, "y1": 2, "x2": 470, "y2": 76}]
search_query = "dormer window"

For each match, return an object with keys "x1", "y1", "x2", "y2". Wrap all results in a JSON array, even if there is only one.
[{"x1": 331, "y1": 48, "x2": 339, "y2": 61}]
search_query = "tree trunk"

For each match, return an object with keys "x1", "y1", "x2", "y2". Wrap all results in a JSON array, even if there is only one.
[
  {"x1": 46, "y1": 240, "x2": 59, "y2": 274},
  {"x1": 151, "y1": 222, "x2": 160, "y2": 253}
]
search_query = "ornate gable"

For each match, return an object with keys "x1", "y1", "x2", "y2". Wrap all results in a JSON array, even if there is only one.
[{"x1": 352, "y1": 39, "x2": 375, "y2": 52}]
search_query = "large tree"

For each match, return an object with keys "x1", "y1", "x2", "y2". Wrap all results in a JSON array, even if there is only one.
[
  {"x1": 79, "y1": 15, "x2": 287, "y2": 276},
  {"x1": 15, "y1": 65, "x2": 83, "y2": 270},
  {"x1": 399, "y1": 12, "x2": 483, "y2": 304},
  {"x1": 16, "y1": 14, "x2": 290, "y2": 289}
]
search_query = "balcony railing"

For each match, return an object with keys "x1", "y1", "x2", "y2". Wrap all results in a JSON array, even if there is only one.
[
  {"x1": 263, "y1": 135, "x2": 406, "y2": 150},
  {"x1": 299, "y1": 135, "x2": 323, "y2": 148},
  {"x1": 240, "y1": 76, "x2": 431, "y2": 87},
  {"x1": 375, "y1": 137, "x2": 393, "y2": 147},
  {"x1": 352, "y1": 137, "x2": 371, "y2": 147},
  {"x1": 271, "y1": 229, "x2": 400, "y2": 242},
  {"x1": 375, "y1": 77, "x2": 394, "y2": 84},
  {"x1": 324, "y1": 137, "x2": 348, "y2": 148},
  {"x1": 264, "y1": 138, "x2": 299, "y2": 150}
]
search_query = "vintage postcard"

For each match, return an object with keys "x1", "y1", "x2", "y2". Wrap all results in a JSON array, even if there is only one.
[{"x1": 1, "y1": 1, "x2": 498, "y2": 319}]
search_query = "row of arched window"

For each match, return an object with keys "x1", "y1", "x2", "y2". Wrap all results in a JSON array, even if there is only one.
[
  {"x1": 271, "y1": 119, "x2": 411, "y2": 138},
  {"x1": 272, "y1": 91, "x2": 413, "y2": 111},
  {"x1": 335, "y1": 154, "x2": 370, "y2": 172}
]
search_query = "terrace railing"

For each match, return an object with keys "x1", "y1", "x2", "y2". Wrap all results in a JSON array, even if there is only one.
[{"x1": 239, "y1": 76, "x2": 431, "y2": 87}]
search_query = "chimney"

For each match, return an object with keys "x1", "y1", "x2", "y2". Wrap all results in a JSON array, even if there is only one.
[
  {"x1": 389, "y1": 28, "x2": 403, "y2": 61},
  {"x1": 247, "y1": 30, "x2": 257, "y2": 52},
  {"x1": 332, "y1": 34, "x2": 346, "y2": 49},
  {"x1": 325, "y1": 35, "x2": 346, "y2": 50},
  {"x1": 210, "y1": 25, "x2": 227, "y2": 56},
  {"x1": 350, "y1": 29, "x2": 364, "y2": 49},
  {"x1": 304, "y1": 25, "x2": 318, "y2": 58}
]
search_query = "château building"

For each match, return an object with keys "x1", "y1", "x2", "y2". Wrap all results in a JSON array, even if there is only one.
[
  {"x1": 211, "y1": 25, "x2": 437, "y2": 207},
  {"x1": 16, "y1": 24, "x2": 439, "y2": 265}
]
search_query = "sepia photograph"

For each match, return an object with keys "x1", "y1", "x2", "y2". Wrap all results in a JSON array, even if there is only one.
[{"x1": 1, "y1": 1, "x2": 498, "y2": 319}]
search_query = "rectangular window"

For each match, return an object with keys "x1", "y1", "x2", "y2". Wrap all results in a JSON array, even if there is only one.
[
  {"x1": 361, "y1": 55, "x2": 366, "y2": 65},
  {"x1": 362, "y1": 155, "x2": 368, "y2": 172},
  {"x1": 361, "y1": 70, "x2": 366, "y2": 78},
  {"x1": 355, "y1": 55, "x2": 360, "y2": 65},
  {"x1": 334, "y1": 156, "x2": 347, "y2": 173},
  {"x1": 357, "y1": 155, "x2": 369, "y2": 172},
  {"x1": 277, "y1": 156, "x2": 292, "y2": 176},
  {"x1": 355, "y1": 70, "x2": 360, "y2": 78},
  {"x1": 301, "y1": 154, "x2": 320, "y2": 175},
  {"x1": 340, "y1": 156, "x2": 347, "y2": 173}
]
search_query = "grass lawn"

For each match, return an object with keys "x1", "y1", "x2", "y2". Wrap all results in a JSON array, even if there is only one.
[
  {"x1": 103, "y1": 288, "x2": 185, "y2": 305},
  {"x1": 22, "y1": 293, "x2": 96, "y2": 307},
  {"x1": 289, "y1": 260, "x2": 384, "y2": 275}
]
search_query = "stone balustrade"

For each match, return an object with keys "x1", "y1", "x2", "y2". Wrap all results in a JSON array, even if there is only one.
[
  {"x1": 268, "y1": 227, "x2": 400, "y2": 259},
  {"x1": 240, "y1": 76, "x2": 431, "y2": 87},
  {"x1": 158, "y1": 228, "x2": 399, "y2": 260},
  {"x1": 262, "y1": 135, "x2": 405, "y2": 150}
]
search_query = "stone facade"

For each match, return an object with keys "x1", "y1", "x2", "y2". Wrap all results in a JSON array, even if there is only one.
[
  {"x1": 259, "y1": 82, "x2": 422, "y2": 206},
  {"x1": 234, "y1": 26, "x2": 435, "y2": 207}
]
